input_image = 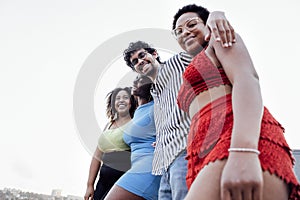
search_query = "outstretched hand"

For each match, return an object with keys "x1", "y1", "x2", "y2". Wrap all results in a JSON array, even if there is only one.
[{"x1": 205, "y1": 11, "x2": 235, "y2": 48}]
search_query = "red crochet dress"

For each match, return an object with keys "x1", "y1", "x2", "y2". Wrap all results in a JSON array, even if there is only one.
[{"x1": 177, "y1": 49, "x2": 300, "y2": 199}]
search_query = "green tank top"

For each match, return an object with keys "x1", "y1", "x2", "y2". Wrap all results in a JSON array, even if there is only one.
[{"x1": 98, "y1": 123, "x2": 130, "y2": 152}]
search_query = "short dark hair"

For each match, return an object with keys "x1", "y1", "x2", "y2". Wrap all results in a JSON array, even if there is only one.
[
  {"x1": 172, "y1": 4, "x2": 210, "y2": 30},
  {"x1": 132, "y1": 75, "x2": 153, "y2": 102},
  {"x1": 106, "y1": 87, "x2": 137, "y2": 123},
  {"x1": 123, "y1": 41, "x2": 164, "y2": 70}
]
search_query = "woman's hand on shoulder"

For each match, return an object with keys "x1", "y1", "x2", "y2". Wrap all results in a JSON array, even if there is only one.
[
  {"x1": 221, "y1": 152, "x2": 263, "y2": 200},
  {"x1": 205, "y1": 11, "x2": 235, "y2": 48}
]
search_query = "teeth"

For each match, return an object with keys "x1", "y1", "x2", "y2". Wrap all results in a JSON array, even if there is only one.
[{"x1": 143, "y1": 64, "x2": 150, "y2": 72}]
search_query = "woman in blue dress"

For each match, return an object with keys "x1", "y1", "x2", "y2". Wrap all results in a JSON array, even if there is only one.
[{"x1": 105, "y1": 75, "x2": 161, "y2": 200}]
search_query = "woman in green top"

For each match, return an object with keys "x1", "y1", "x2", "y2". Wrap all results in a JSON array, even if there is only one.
[{"x1": 84, "y1": 87, "x2": 137, "y2": 200}]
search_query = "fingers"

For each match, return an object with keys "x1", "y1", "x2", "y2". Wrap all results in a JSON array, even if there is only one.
[
  {"x1": 215, "y1": 19, "x2": 235, "y2": 48},
  {"x1": 243, "y1": 189, "x2": 252, "y2": 200},
  {"x1": 204, "y1": 26, "x2": 212, "y2": 42},
  {"x1": 206, "y1": 20, "x2": 221, "y2": 43},
  {"x1": 231, "y1": 189, "x2": 243, "y2": 200},
  {"x1": 227, "y1": 22, "x2": 236, "y2": 43},
  {"x1": 207, "y1": 19, "x2": 235, "y2": 48},
  {"x1": 221, "y1": 187, "x2": 231, "y2": 200},
  {"x1": 253, "y1": 184, "x2": 263, "y2": 200},
  {"x1": 221, "y1": 187, "x2": 262, "y2": 200},
  {"x1": 221, "y1": 186, "x2": 243, "y2": 200},
  {"x1": 220, "y1": 21, "x2": 235, "y2": 47},
  {"x1": 84, "y1": 192, "x2": 92, "y2": 200},
  {"x1": 206, "y1": 11, "x2": 236, "y2": 47},
  {"x1": 215, "y1": 21, "x2": 228, "y2": 47}
]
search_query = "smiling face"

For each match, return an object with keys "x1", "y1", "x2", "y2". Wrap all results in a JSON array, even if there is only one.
[
  {"x1": 175, "y1": 12, "x2": 206, "y2": 57},
  {"x1": 129, "y1": 48, "x2": 158, "y2": 79},
  {"x1": 114, "y1": 90, "x2": 131, "y2": 117}
]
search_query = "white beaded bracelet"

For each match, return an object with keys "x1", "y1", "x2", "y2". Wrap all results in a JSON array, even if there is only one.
[{"x1": 228, "y1": 148, "x2": 260, "y2": 155}]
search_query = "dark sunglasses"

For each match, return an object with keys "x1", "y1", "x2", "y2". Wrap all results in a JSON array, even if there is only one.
[{"x1": 131, "y1": 51, "x2": 148, "y2": 67}]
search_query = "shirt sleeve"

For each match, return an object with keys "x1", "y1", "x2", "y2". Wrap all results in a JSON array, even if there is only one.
[{"x1": 179, "y1": 52, "x2": 193, "y2": 67}]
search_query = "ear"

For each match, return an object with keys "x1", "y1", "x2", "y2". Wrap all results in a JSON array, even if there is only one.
[{"x1": 151, "y1": 50, "x2": 159, "y2": 59}]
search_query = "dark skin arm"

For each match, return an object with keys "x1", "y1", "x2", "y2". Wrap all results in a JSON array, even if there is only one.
[
  {"x1": 212, "y1": 33, "x2": 263, "y2": 200},
  {"x1": 84, "y1": 148, "x2": 103, "y2": 200}
]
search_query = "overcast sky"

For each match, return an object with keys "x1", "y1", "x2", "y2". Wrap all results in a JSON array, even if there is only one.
[{"x1": 0, "y1": 0, "x2": 299, "y2": 197}]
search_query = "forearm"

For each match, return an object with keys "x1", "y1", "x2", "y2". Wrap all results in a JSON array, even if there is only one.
[
  {"x1": 87, "y1": 157, "x2": 101, "y2": 186},
  {"x1": 87, "y1": 148, "x2": 103, "y2": 186},
  {"x1": 230, "y1": 76, "x2": 263, "y2": 149}
]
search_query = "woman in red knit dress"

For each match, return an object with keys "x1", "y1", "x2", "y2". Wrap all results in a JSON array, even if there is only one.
[{"x1": 173, "y1": 4, "x2": 300, "y2": 200}]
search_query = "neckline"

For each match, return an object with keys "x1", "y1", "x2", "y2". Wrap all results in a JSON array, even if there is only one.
[
  {"x1": 138, "y1": 100, "x2": 154, "y2": 109},
  {"x1": 108, "y1": 120, "x2": 130, "y2": 130}
]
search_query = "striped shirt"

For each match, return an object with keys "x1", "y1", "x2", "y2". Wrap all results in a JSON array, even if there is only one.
[{"x1": 151, "y1": 52, "x2": 193, "y2": 175}]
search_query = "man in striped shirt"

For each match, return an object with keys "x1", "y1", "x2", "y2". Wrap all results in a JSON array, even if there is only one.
[{"x1": 123, "y1": 12, "x2": 235, "y2": 200}]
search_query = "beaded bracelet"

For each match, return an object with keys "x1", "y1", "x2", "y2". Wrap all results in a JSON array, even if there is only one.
[{"x1": 228, "y1": 147, "x2": 260, "y2": 155}]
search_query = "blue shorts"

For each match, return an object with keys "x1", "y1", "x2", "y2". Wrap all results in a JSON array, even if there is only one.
[{"x1": 158, "y1": 150, "x2": 188, "y2": 200}]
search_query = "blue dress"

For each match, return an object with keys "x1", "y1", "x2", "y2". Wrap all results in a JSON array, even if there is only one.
[{"x1": 115, "y1": 101, "x2": 161, "y2": 200}]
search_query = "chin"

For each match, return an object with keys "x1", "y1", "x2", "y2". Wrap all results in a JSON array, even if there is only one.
[
  {"x1": 119, "y1": 109, "x2": 129, "y2": 113},
  {"x1": 186, "y1": 45, "x2": 204, "y2": 57}
]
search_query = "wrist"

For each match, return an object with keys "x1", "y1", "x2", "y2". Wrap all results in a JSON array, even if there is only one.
[
  {"x1": 228, "y1": 147, "x2": 260, "y2": 155},
  {"x1": 230, "y1": 136, "x2": 259, "y2": 150},
  {"x1": 87, "y1": 182, "x2": 94, "y2": 187}
]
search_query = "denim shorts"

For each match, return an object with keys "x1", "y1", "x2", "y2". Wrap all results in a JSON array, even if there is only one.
[{"x1": 158, "y1": 150, "x2": 188, "y2": 200}]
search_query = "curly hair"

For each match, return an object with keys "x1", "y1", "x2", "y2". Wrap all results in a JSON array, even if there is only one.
[
  {"x1": 172, "y1": 4, "x2": 210, "y2": 30},
  {"x1": 105, "y1": 87, "x2": 137, "y2": 123},
  {"x1": 123, "y1": 41, "x2": 165, "y2": 70}
]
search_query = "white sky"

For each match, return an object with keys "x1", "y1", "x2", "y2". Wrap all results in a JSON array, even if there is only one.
[{"x1": 0, "y1": 0, "x2": 299, "y2": 197}]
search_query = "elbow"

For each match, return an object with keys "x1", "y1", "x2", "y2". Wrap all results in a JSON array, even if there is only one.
[
  {"x1": 253, "y1": 71, "x2": 260, "y2": 82},
  {"x1": 249, "y1": 72, "x2": 260, "y2": 88}
]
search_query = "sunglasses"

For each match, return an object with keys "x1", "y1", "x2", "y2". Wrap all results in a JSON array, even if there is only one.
[{"x1": 131, "y1": 51, "x2": 148, "y2": 67}]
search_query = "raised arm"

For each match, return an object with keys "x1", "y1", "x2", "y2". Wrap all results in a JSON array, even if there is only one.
[{"x1": 206, "y1": 11, "x2": 235, "y2": 48}]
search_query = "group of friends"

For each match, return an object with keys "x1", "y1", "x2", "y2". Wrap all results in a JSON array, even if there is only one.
[{"x1": 84, "y1": 4, "x2": 300, "y2": 200}]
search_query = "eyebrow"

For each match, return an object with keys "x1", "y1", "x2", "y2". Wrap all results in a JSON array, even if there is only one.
[{"x1": 176, "y1": 17, "x2": 199, "y2": 28}]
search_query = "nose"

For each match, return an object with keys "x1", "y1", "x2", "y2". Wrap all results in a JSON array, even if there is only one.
[
  {"x1": 118, "y1": 97, "x2": 125, "y2": 103},
  {"x1": 137, "y1": 58, "x2": 145, "y2": 66},
  {"x1": 136, "y1": 59, "x2": 145, "y2": 72},
  {"x1": 182, "y1": 28, "x2": 191, "y2": 37}
]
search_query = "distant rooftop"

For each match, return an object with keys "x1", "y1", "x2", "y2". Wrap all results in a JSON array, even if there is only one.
[{"x1": 0, "y1": 188, "x2": 83, "y2": 200}]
